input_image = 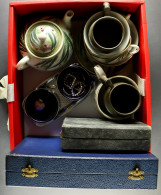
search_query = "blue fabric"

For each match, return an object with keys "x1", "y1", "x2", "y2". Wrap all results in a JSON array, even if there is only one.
[
  {"x1": 7, "y1": 137, "x2": 158, "y2": 174},
  {"x1": 6, "y1": 137, "x2": 158, "y2": 189},
  {"x1": 11, "y1": 136, "x2": 156, "y2": 158}
]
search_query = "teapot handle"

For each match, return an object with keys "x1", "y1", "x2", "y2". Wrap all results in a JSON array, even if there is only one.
[{"x1": 17, "y1": 56, "x2": 30, "y2": 70}]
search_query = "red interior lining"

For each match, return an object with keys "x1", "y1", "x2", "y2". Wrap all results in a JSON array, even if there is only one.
[
  {"x1": 10, "y1": 1, "x2": 142, "y2": 16},
  {"x1": 136, "y1": 4, "x2": 151, "y2": 126},
  {"x1": 8, "y1": 0, "x2": 151, "y2": 150},
  {"x1": 8, "y1": 6, "x2": 23, "y2": 150}
]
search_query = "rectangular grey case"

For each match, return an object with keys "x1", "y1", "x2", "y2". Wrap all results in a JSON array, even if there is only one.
[{"x1": 60, "y1": 117, "x2": 151, "y2": 151}]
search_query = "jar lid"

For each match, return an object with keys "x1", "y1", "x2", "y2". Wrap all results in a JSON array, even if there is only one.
[{"x1": 25, "y1": 21, "x2": 63, "y2": 58}]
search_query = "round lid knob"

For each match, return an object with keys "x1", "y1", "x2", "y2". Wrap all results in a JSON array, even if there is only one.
[{"x1": 25, "y1": 21, "x2": 63, "y2": 58}]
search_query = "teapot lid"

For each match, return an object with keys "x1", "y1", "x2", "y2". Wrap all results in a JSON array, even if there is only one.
[{"x1": 25, "y1": 21, "x2": 63, "y2": 58}]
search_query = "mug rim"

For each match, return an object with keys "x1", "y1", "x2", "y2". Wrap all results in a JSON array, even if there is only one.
[
  {"x1": 95, "y1": 83, "x2": 128, "y2": 120},
  {"x1": 89, "y1": 16, "x2": 125, "y2": 51},
  {"x1": 108, "y1": 83, "x2": 141, "y2": 116},
  {"x1": 24, "y1": 20, "x2": 64, "y2": 60},
  {"x1": 83, "y1": 10, "x2": 131, "y2": 59},
  {"x1": 95, "y1": 75, "x2": 141, "y2": 120},
  {"x1": 84, "y1": 33, "x2": 132, "y2": 61}
]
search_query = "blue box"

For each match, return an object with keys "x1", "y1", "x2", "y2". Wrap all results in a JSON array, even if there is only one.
[{"x1": 6, "y1": 137, "x2": 158, "y2": 189}]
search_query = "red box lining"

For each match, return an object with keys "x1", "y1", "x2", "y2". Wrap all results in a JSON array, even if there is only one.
[
  {"x1": 10, "y1": 0, "x2": 143, "y2": 16},
  {"x1": 8, "y1": 0, "x2": 150, "y2": 150},
  {"x1": 8, "y1": 6, "x2": 23, "y2": 150}
]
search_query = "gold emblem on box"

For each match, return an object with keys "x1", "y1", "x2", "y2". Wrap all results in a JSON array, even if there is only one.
[
  {"x1": 22, "y1": 165, "x2": 38, "y2": 178},
  {"x1": 128, "y1": 168, "x2": 144, "y2": 180}
]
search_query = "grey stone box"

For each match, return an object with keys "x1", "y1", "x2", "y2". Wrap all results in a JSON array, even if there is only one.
[{"x1": 60, "y1": 117, "x2": 151, "y2": 151}]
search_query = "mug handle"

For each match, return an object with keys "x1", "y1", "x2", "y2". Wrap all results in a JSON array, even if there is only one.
[
  {"x1": 94, "y1": 65, "x2": 113, "y2": 88},
  {"x1": 128, "y1": 44, "x2": 140, "y2": 55},
  {"x1": 103, "y1": 2, "x2": 111, "y2": 16},
  {"x1": 17, "y1": 56, "x2": 30, "y2": 70},
  {"x1": 125, "y1": 14, "x2": 131, "y2": 20}
]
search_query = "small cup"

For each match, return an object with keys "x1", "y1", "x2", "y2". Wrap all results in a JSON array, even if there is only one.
[
  {"x1": 89, "y1": 16, "x2": 125, "y2": 53},
  {"x1": 94, "y1": 65, "x2": 141, "y2": 120}
]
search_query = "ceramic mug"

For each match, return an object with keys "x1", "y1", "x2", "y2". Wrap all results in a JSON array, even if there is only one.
[
  {"x1": 94, "y1": 65, "x2": 141, "y2": 120},
  {"x1": 17, "y1": 10, "x2": 74, "y2": 71}
]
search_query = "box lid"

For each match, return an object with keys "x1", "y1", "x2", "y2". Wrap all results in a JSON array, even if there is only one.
[
  {"x1": 61, "y1": 118, "x2": 151, "y2": 140},
  {"x1": 6, "y1": 137, "x2": 158, "y2": 175}
]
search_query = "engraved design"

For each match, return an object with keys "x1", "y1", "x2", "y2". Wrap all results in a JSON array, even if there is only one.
[{"x1": 63, "y1": 73, "x2": 86, "y2": 97}]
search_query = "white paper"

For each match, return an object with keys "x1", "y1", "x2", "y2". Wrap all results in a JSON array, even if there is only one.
[{"x1": 0, "y1": 75, "x2": 11, "y2": 131}]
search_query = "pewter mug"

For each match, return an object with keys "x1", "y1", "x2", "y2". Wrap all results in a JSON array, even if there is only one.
[
  {"x1": 83, "y1": 2, "x2": 139, "y2": 67},
  {"x1": 88, "y1": 16, "x2": 125, "y2": 53},
  {"x1": 94, "y1": 65, "x2": 141, "y2": 120}
]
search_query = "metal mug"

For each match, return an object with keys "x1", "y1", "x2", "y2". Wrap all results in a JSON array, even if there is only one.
[
  {"x1": 83, "y1": 2, "x2": 139, "y2": 67},
  {"x1": 94, "y1": 65, "x2": 141, "y2": 120},
  {"x1": 84, "y1": 3, "x2": 130, "y2": 58},
  {"x1": 23, "y1": 63, "x2": 93, "y2": 126},
  {"x1": 88, "y1": 16, "x2": 125, "y2": 53}
]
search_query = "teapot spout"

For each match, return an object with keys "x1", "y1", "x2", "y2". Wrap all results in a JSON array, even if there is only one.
[{"x1": 63, "y1": 10, "x2": 74, "y2": 30}]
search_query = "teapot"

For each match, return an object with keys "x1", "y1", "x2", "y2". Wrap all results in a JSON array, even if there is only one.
[{"x1": 17, "y1": 10, "x2": 74, "y2": 71}]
